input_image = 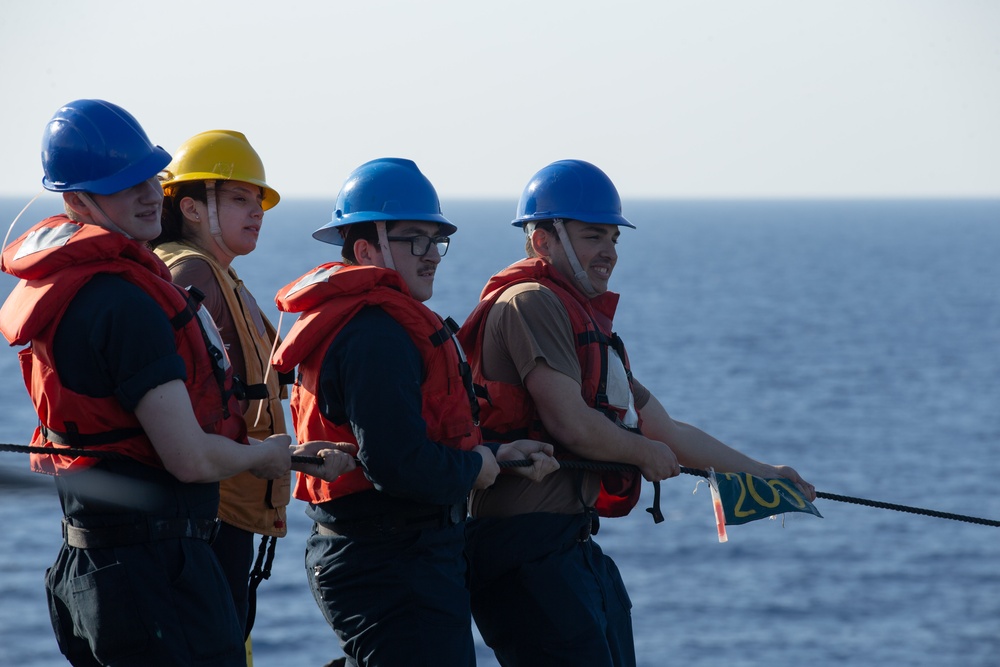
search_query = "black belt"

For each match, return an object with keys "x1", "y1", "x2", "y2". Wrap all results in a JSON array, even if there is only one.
[
  {"x1": 62, "y1": 517, "x2": 221, "y2": 549},
  {"x1": 316, "y1": 502, "x2": 467, "y2": 539}
]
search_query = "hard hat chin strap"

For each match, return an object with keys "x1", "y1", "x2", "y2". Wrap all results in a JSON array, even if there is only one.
[
  {"x1": 3, "y1": 192, "x2": 44, "y2": 260},
  {"x1": 552, "y1": 218, "x2": 598, "y2": 298},
  {"x1": 78, "y1": 192, "x2": 134, "y2": 240},
  {"x1": 206, "y1": 180, "x2": 237, "y2": 261},
  {"x1": 375, "y1": 220, "x2": 396, "y2": 271}
]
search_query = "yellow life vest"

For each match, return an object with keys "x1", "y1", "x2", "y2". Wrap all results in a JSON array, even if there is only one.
[{"x1": 155, "y1": 240, "x2": 290, "y2": 537}]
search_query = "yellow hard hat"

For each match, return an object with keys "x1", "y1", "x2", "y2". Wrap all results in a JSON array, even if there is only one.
[{"x1": 160, "y1": 130, "x2": 279, "y2": 210}]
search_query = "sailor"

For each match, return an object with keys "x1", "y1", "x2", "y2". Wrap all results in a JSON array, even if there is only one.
[
  {"x1": 0, "y1": 99, "x2": 339, "y2": 665},
  {"x1": 151, "y1": 130, "x2": 354, "y2": 641},
  {"x1": 459, "y1": 159, "x2": 816, "y2": 667},
  {"x1": 271, "y1": 157, "x2": 558, "y2": 666}
]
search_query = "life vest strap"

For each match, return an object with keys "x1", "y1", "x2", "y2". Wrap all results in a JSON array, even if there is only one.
[
  {"x1": 480, "y1": 424, "x2": 534, "y2": 442},
  {"x1": 168, "y1": 286, "x2": 202, "y2": 331},
  {"x1": 245, "y1": 534, "x2": 278, "y2": 640},
  {"x1": 232, "y1": 375, "x2": 269, "y2": 401},
  {"x1": 473, "y1": 383, "x2": 493, "y2": 405},
  {"x1": 40, "y1": 423, "x2": 145, "y2": 448}
]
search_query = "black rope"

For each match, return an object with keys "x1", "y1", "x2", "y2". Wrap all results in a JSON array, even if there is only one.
[
  {"x1": 5, "y1": 443, "x2": 999, "y2": 527},
  {"x1": 812, "y1": 491, "x2": 1000, "y2": 527},
  {"x1": 494, "y1": 458, "x2": 1000, "y2": 528},
  {"x1": 0, "y1": 443, "x2": 321, "y2": 466},
  {"x1": 0, "y1": 443, "x2": 130, "y2": 460}
]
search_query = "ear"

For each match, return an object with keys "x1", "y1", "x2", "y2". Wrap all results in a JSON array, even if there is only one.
[
  {"x1": 62, "y1": 192, "x2": 91, "y2": 219},
  {"x1": 353, "y1": 238, "x2": 379, "y2": 266},
  {"x1": 178, "y1": 196, "x2": 201, "y2": 222},
  {"x1": 529, "y1": 227, "x2": 554, "y2": 258}
]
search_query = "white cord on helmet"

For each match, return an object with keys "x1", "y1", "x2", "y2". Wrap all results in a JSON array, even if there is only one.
[
  {"x1": 205, "y1": 180, "x2": 237, "y2": 260},
  {"x1": 552, "y1": 218, "x2": 598, "y2": 298},
  {"x1": 375, "y1": 220, "x2": 396, "y2": 271},
  {"x1": 78, "y1": 192, "x2": 135, "y2": 240},
  {"x1": 2, "y1": 192, "x2": 44, "y2": 264}
]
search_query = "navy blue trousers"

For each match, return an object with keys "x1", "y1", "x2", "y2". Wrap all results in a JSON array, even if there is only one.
[
  {"x1": 305, "y1": 521, "x2": 475, "y2": 667},
  {"x1": 211, "y1": 520, "x2": 254, "y2": 637},
  {"x1": 45, "y1": 539, "x2": 245, "y2": 666},
  {"x1": 466, "y1": 513, "x2": 636, "y2": 667}
]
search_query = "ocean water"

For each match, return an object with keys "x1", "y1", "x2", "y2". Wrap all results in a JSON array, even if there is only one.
[{"x1": 0, "y1": 196, "x2": 998, "y2": 667}]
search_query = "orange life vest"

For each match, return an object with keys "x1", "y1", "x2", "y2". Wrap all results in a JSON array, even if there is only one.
[
  {"x1": 0, "y1": 216, "x2": 246, "y2": 475},
  {"x1": 458, "y1": 258, "x2": 642, "y2": 517},
  {"x1": 272, "y1": 262, "x2": 481, "y2": 504}
]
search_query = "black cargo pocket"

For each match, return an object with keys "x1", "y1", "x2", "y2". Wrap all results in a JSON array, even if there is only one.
[{"x1": 69, "y1": 562, "x2": 149, "y2": 662}]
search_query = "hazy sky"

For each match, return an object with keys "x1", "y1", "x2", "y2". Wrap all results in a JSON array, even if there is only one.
[{"x1": 2, "y1": 0, "x2": 997, "y2": 200}]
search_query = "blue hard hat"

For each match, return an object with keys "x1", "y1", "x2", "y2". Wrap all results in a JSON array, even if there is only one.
[
  {"x1": 512, "y1": 159, "x2": 634, "y2": 229},
  {"x1": 41, "y1": 99, "x2": 171, "y2": 195},
  {"x1": 313, "y1": 157, "x2": 457, "y2": 246}
]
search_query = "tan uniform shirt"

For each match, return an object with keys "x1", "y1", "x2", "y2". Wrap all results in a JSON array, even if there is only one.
[{"x1": 470, "y1": 282, "x2": 650, "y2": 517}]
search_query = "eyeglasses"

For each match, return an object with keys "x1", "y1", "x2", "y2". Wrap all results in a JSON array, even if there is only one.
[{"x1": 386, "y1": 234, "x2": 451, "y2": 257}]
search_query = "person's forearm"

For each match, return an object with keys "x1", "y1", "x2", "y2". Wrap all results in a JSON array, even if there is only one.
[
  {"x1": 660, "y1": 421, "x2": 770, "y2": 475},
  {"x1": 156, "y1": 432, "x2": 271, "y2": 483},
  {"x1": 539, "y1": 403, "x2": 652, "y2": 465},
  {"x1": 638, "y1": 396, "x2": 769, "y2": 476},
  {"x1": 137, "y1": 379, "x2": 283, "y2": 483}
]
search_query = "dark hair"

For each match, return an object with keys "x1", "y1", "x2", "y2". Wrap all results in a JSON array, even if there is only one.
[
  {"x1": 151, "y1": 180, "x2": 207, "y2": 248},
  {"x1": 340, "y1": 220, "x2": 398, "y2": 264}
]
